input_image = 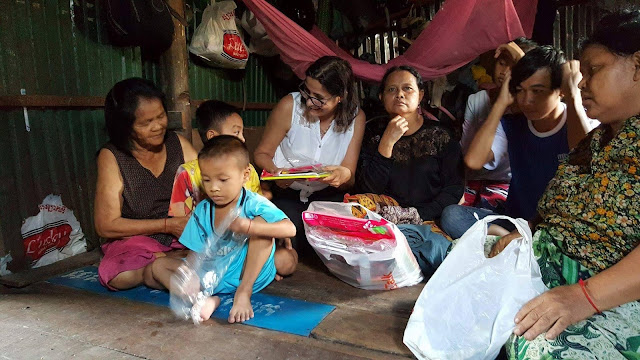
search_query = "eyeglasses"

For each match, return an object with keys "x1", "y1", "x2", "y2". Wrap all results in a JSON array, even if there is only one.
[{"x1": 298, "y1": 82, "x2": 335, "y2": 108}]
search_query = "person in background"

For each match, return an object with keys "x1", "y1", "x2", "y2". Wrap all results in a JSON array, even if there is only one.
[
  {"x1": 169, "y1": 100, "x2": 270, "y2": 218},
  {"x1": 460, "y1": 38, "x2": 537, "y2": 213}
]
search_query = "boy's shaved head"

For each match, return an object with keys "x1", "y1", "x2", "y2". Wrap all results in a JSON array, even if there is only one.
[{"x1": 198, "y1": 135, "x2": 250, "y2": 169}]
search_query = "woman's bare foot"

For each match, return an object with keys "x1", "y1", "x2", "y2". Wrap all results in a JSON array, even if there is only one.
[
  {"x1": 199, "y1": 295, "x2": 221, "y2": 321},
  {"x1": 228, "y1": 289, "x2": 254, "y2": 323}
]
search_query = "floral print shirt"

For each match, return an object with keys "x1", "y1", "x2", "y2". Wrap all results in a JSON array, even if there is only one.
[{"x1": 537, "y1": 116, "x2": 640, "y2": 271}]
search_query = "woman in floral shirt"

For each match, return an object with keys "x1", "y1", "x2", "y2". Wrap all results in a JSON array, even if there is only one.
[{"x1": 490, "y1": 9, "x2": 640, "y2": 359}]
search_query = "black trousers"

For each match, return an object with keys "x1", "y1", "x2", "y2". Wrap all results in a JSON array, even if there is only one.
[{"x1": 271, "y1": 185, "x2": 346, "y2": 257}]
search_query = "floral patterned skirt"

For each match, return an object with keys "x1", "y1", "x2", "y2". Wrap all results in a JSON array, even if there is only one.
[{"x1": 506, "y1": 229, "x2": 640, "y2": 360}]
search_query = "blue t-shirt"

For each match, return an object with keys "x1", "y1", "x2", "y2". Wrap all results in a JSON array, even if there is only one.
[
  {"x1": 179, "y1": 189, "x2": 287, "y2": 294},
  {"x1": 501, "y1": 107, "x2": 569, "y2": 220}
]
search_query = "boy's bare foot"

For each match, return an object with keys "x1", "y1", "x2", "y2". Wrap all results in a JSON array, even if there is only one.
[
  {"x1": 228, "y1": 289, "x2": 254, "y2": 323},
  {"x1": 199, "y1": 295, "x2": 221, "y2": 321}
]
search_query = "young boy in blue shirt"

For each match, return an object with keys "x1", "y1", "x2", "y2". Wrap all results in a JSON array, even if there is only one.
[{"x1": 153, "y1": 136, "x2": 297, "y2": 323}]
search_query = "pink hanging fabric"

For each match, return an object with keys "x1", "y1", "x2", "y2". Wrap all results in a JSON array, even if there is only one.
[{"x1": 241, "y1": 0, "x2": 538, "y2": 82}]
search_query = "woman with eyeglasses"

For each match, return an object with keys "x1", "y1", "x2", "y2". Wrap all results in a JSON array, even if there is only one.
[
  {"x1": 254, "y1": 56, "x2": 366, "y2": 255},
  {"x1": 357, "y1": 65, "x2": 464, "y2": 222}
]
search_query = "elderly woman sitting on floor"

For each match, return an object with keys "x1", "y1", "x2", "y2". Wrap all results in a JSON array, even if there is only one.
[{"x1": 94, "y1": 78, "x2": 197, "y2": 291}]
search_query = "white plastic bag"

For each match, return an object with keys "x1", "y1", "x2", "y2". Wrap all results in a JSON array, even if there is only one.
[
  {"x1": 189, "y1": 1, "x2": 249, "y2": 69},
  {"x1": 403, "y1": 215, "x2": 548, "y2": 360},
  {"x1": 239, "y1": 10, "x2": 278, "y2": 56},
  {"x1": 20, "y1": 194, "x2": 87, "y2": 268},
  {"x1": 303, "y1": 201, "x2": 423, "y2": 290}
]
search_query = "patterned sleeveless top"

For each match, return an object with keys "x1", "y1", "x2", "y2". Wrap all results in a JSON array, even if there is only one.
[{"x1": 104, "y1": 131, "x2": 184, "y2": 246}]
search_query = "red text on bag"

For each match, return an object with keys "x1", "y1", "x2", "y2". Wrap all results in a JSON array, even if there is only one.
[
  {"x1": 23, "y1": 223, "x2": 72, "y2": 260},
  {"x1": 382, "y1": 272, "x2": 398, "y2": 290},
  {"x1": 223, "y1": 33, "x2": 248, "y2": 60}
]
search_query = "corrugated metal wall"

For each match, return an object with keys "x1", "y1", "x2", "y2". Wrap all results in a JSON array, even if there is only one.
[
  {"x1": 0, "y1": 0, "x2": 142, "y2": 261},
  {"x1": 354, "y1": 1, "x2": 446, "y2": 64},
  {"x1": 553, "y1": 3, "x2": 604, "y2": 61},
  {"x1": 0, "y1": 0, "x2": 279, "y2": 264},
  {"x1": 189, "y1": 56, "x2": 278, "y2": 126}
]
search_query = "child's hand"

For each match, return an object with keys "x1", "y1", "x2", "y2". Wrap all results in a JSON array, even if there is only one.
[
  {"x1": 260, "y1": 182, "x2": 273, "y2": 200},
  {"x1": 496, "y1": 70, "x2": 514, "y2": 107},
  {"x1": 495, "y1": 42, "x2": 525, "y2": 63},
  {"x1": 274, "y1": 179, "x2": 294, "y2": 189},
  {"x1": 229, "y1": 217, "x2": 251, "y2": 235}
]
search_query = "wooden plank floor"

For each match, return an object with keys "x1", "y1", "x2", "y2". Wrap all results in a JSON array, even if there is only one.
[{"x1": 0, "y1": 258, "x2": 423, "y2": 359}]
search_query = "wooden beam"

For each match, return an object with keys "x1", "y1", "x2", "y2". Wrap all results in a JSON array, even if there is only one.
[
  {"x1": 157, "y1": 0, "x2": 192, "y2": 141},
  {"x1": 0, "y1": 95, "x2": 104, "y2": 109},
  {"x1": 556, "y1": 0, "x2": 592, "y2": 6},
  {"x1": 0, "y1": 249, "x2": 101, "y2": 288},
  {"x1": 0, "y1": 95, "x2": 275, "y2": 111},
  {"x1": 190, "y1": 99, "x2": 276, "y2": 111}
]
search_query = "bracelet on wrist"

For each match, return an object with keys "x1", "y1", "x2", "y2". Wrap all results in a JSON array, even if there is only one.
[{"x1": 579, "y1": 278, "x2": 602, "y2": 314}]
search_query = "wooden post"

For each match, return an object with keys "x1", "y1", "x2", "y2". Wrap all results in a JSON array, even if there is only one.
[{"x1": 158, "y1": 0, "x2": 192, "y2": 142}]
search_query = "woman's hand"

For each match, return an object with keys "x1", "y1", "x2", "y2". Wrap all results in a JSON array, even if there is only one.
[
  {"x1": 514, "y1": 284, "x2": 597, "y2": 340},
  {"x1": 382, "y1": 115, "x2": 409, "y2": 145},
  {"x1": 167, "y1": 216, "x2": 190, "y2": 238},
  {"x1": 320, "y1": 165, "x2": 352, "y2": 188},
  {"x1": 488, "y1": 229, "x2": 522, "y2": 257},
  {"x1": 378, "y1": 115, "x2": 409, "y2": 157},
  {"x1": 496, "y1": 70, "x2": 514, "y2": 108}
]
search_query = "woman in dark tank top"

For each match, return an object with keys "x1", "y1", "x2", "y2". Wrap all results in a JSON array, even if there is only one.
[{"x1": 94, "y1": 78, "x2": 197, "y2": 291}]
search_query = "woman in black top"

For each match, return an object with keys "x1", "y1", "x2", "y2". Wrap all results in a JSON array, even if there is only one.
[
  {"x1": 357, "y1": 66, "x2": 464, "y2": 221},
  {"x1": 94, "y1": 78, "x2": 197, "y2": 290}
]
